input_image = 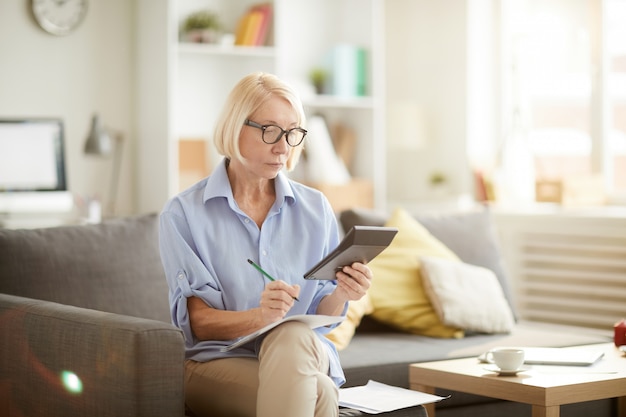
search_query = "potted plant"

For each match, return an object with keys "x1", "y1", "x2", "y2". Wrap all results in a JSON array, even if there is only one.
[
  {"x1": 429, "y1": 171, "x2": 450, "y2": 198},
  {"x1": 429, "y1": 171, "x2": 447, "y2": 187},
  {"x1": 182, "y1": 10, "x2": 221, "y2": 44},
  {"x1": 309, "y1": 68, "x2": 328, "y2": 95}
]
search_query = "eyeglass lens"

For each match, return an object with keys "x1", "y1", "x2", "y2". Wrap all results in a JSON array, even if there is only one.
[{"x1": 262, "y1": 125, "x2": 305, "y2": 146}]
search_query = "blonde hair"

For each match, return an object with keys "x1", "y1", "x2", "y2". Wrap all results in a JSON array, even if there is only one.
[{"x1": 213, "y1": 72, "x2": 306, "y2": 171}]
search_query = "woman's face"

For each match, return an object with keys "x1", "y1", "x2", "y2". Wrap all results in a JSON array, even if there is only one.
[{"x1": 237, "y1": 96, "x2": 300, "y2": 180}]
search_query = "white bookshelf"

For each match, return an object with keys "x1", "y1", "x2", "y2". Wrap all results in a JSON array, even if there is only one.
[{"x1": 136, "y1": 0, "x2": 386, "y2": 213}]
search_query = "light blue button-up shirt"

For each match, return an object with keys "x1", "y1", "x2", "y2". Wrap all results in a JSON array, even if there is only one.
[{"x1": 159, "y1": 159, "x2": 347, "y2": 386}]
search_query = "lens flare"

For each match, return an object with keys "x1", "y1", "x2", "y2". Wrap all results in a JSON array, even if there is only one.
[{"x1": 60, "y1": 371, "x2": 83, "y2": 394}]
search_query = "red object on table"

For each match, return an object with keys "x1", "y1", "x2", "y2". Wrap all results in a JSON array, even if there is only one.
[{"x1": 614, "y1": 319, "x2": 626, "y2": 347}]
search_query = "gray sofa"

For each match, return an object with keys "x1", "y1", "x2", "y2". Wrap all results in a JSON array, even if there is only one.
[
  {"x1": 0, "y1": 214, "x2": 425, "y2": 417},
  {"x1": 0, "y1": 209, "x2": 613, "y2": 417}
]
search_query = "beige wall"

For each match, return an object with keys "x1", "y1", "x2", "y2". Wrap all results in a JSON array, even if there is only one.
[
  {"x1": 0, "y1": 0, "x2": 136, "y2": 215},
  {"x1": 385, "y1": 0, "x2": 498, "y2": 207}
]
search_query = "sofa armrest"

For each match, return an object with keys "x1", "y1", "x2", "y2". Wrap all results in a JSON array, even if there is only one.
[{"x1": 0, "y1": 293, "x2": 185, "y2": 417}]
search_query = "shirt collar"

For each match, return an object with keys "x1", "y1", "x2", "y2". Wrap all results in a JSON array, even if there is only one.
[{"x1": 203, "y1": 158, "x2": 296, "y2": 208}]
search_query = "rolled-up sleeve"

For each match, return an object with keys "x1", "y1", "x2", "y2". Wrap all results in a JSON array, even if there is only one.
[{"x1": 159, "y1": 206, "x2": 225, "y2": 345}]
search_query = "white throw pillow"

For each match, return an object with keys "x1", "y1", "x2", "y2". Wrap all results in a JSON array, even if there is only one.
[{"x1": 420, "y1": 256, "x2": 515, "y2": 334}]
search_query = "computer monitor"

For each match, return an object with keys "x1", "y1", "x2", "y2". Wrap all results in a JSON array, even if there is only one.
[{"x1": 0, "y1": 118, "x2": 73, "y2": 214}]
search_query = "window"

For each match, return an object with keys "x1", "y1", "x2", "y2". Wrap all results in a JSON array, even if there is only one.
[
  {"x1": 501, "y1": 0, "x2": 626, "y2": 204},
  {"x1": 607, "y1": 0, "x2": 626, "y2": 192}
]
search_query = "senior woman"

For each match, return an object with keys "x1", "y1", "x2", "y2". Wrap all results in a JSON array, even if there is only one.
[{"x1": 159, "y1": 72, "x2": 372, "y2": 417}]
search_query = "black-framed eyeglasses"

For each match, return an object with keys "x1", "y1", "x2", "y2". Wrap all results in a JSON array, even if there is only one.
[{"x1": 244, "y1": 119, "x2": 307, "y2": 147}]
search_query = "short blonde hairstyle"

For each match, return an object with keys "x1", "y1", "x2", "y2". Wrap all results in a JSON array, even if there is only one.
[{"x1": 213, "y1": 72, "x2": 306, "y2": 171}]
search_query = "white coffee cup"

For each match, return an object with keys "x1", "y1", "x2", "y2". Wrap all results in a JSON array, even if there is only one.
[{"x1": 487, "y1": 348, "x2": 525, "y2": 371}]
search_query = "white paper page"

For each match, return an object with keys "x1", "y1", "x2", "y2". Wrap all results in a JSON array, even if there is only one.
[
  {"x1": 220, "y1": 314, "x2": 344, "y2": 352},
  {"x1": 339, "y1": 380, "x2": 449, "y2": 414}
]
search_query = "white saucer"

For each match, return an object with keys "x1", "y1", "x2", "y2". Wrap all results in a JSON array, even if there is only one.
[{"x1": 483, "y1": 364, "x2": 530, "y2": 376}]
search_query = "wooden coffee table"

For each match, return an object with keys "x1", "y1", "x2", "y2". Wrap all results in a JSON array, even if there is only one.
[{"x1": 409, "y1": 343, "x2": 626, "y2": 417}]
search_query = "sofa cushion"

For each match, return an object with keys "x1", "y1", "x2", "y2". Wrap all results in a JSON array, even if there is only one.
[
  {"x1": 0, "y1": 214, "x2": 170, "y2": 323},
  {"x1": 420, "y1": 257, "x2": 515, "y2": 333},
  {"x1": 339, "y1": 206, "x2": 517, "y2": 318},
  {"x1": 366, "y1": 208, "x2": 463, "y2": 338},
  {"x1": 326, "y1": 293, "x2": 374, "y2": 350}
]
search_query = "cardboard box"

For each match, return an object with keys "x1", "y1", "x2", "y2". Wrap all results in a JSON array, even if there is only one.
[
  {"x1": 536, "y1": 175, "x2": 606, "y2": 206},
  {"x1": 307, "y1": 178, "x2": 373, "y2": 212},
  {"x1": 535, "y1": 180, "x2": 563, "y2": 203},
  {"x1": 178, "y1": 138, "x2": 210, "y2": 191}
]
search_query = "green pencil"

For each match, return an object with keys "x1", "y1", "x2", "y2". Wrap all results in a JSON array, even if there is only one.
[{"x1": 247, "y1": 258, "x2": 299, "y2": 301}]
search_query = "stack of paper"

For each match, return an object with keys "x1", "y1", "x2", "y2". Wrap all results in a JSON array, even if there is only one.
[{"x1": 339, "y1": 380, "x2": 448, "y2": 414}]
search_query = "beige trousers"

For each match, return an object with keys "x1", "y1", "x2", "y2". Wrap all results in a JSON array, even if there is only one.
[{"x1": 185, "y1": 321, "x2": 339, "y2": 417}]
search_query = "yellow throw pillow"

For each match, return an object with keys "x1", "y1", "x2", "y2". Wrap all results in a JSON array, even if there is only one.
[
  {"x1": 325, "y1": 293, "x2": 374, "y2": 350},
  {"x1": 368, "y1": 208, "x2": 464, "y2": 338}
]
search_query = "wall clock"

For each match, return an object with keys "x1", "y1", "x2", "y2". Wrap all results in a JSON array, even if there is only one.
[{"x1": 31, "y1": 0, "x2": 89, "y2": 36}]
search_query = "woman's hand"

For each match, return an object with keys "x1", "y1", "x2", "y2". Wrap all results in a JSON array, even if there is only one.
[
  {"x1": 334, "y1": 262, "x2": 373, "y2": 302},
  {"x1": 258, "y1": 280, "x2": 301, "y2": 325},
  {"x1": 187, "y1": 280, "x2": 300, "y2": 341},
  {"x1": 316, "y1": 262, "x2": 373, "y2": 316}
]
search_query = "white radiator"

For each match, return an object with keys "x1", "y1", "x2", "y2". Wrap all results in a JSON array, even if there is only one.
[{"x1": 494, "y1": 208, "x2": 626, "y2": 330}]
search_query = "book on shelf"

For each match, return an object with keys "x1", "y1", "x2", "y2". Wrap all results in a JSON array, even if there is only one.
[
  {"x1": 234, "y1": 3, "x2": 273, "y2": 47},
  {"x1": 234, "y1": 12, "x2": 252, "y2": 45},
  {"x1": 242, "y1": 10, "x2": 262, "y2": 45},
  {"x1": 330, "y1": 44, "x2": 367, "y2": 97},
  {"x1": 254, "y1": 3, "x2": 272, "y2": 46},
  {"x1": 473, "y1": 170, "x2": 489, "y2": 202}
]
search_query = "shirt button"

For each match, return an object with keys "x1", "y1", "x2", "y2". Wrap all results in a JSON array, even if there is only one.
[
  {"x1": 244, "y1": 218, "x2": 250, "y2": 223},
  {"x1": 177, "y1": 273, "x2": 184, "y2": 280},
  {"x1": 262, "y1": 250, "x2": 267, "y2": 256}
]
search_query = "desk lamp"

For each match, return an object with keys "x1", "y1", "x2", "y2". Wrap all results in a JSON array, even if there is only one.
[{"x1": 84, "y1": 114, "x2": 123, "y2": 216}]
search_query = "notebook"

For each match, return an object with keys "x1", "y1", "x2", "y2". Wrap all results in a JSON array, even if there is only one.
[
  {"x1": 220, "y1": 314, "x2": 344, "y2": 352},
  {"x1": 480, "y1": 346, "x2": 605, "y2": 366},
  {"x1": 521, "y1": 347, "x2": 605, "y2": 366}
]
